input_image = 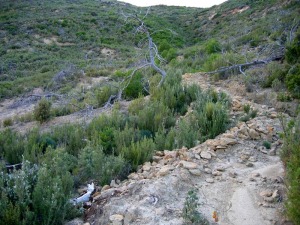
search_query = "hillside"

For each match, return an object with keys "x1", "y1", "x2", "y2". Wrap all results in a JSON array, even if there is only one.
[{"x1": 0, "y1": 0, "x2": 300, "y2": 224}]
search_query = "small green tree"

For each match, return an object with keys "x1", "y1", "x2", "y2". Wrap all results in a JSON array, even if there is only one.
[
  {"x1": 34, "y1": 98, "x2": 52, "y2": 123},
  {"x1": 182, "y1": 190, "x2": 209, "y2": 225}
]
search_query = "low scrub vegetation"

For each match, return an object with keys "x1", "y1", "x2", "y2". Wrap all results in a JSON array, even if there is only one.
[
  {"x1": 280, "y1": 113, "x2": 300, "y2": 224},
  {"x1": 0, "y1": 69, "x2": 231, "y2": 224}
]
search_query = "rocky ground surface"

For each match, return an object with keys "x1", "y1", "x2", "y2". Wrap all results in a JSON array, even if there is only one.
[{"x1": 66, "y1": 73, "x2": 290, "y2": 225}]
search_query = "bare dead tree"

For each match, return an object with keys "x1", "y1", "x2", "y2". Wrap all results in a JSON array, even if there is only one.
[
  {"x1": 206, "y1": 55, "x2": 284, "y2": 75},
  {"x1": 120, "y1": 8, "x2": 167, "y2": 84},
  {"x1": 99, "y1": 8, "x2": 168, "y2": 108}
]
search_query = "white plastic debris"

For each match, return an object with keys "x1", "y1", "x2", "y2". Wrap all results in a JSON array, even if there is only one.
[{"x1": 71, "y1": 182, "x2": 95, "y2": 204}]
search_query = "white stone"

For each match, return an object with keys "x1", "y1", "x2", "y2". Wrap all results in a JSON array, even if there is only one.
[
  {"x1": 158, "y1": 165, "x2": 174, "y2": 176},
  {"x1": 188, "y1": 169, "x2": 202, "y2": 176},
  {"x1": 200, "y1": 151, "x2": 212, "y2": 159},
  {"x1": 109, "y1": 214, "x2": 124, "y2": 225},
  {"x1": 206, "y1": 178, "x2": 214, "y2": 183},
  {"x1": 180, "y1": 161, "x2": 198, "y2": 169}
]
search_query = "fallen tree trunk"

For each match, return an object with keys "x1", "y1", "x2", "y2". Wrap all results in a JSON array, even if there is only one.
[{"x1": 206, "y1": 55, "x2": 284, "y2": 75}]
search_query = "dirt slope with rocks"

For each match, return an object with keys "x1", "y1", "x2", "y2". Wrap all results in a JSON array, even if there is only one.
[{"x1": 68, "y1": 73, "x2": 289, "y2": 225}]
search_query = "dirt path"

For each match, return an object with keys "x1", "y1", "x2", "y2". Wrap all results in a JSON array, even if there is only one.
[{"x1": 80, "y1": 73, "x2": 288, "y2": 225}]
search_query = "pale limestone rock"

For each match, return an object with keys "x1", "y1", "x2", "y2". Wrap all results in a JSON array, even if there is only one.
[
  {"x1": 206, "y1": 178, "x2": 214, "y2": 183},
  {"x1": 142, "y1": 162, "x2": 151, "y2": 171},
  {"x1": 155, "y1": 207, "x2": 165, "y2": 216},
  {"x1": 65, "y1": 218, "x2": 84, "y2": 225},
  {"x1": 158, "y1": 165, "x2": 174, "y2": 176},
  {"x1": 268, "y1": 148, "x2": 276, "y2": 156},
  {"x1": 155, "y1": 151, "x2": 164, "y2": 156},
  {"x1": 248, "y1": 156, "x2": 257, "y2": 162},
  {"x1": 109, "y1": 214, "x2": 124, "y2": 225},
  {"x1": 180, "y1": 160, "x2": 198, "y2": 169},
  {"x1": 258, "y1": 146, "x2": 268, "y2": 154},
  {"x1": 152, "y1": 156, "x2": 162, "y2": 163},
  {"x1": 101, "y1": 185, "x2": 110, "y2": 192},
  {"x1": 246, "y1": 162, "x2": 254, "y2": 167},
  {"x1": 260, "y1": 190, "x2": 273, "y2": 197},
  {"x1": 219, "y1": 137, "x2": 238, "y2": 146},
  {"x1": 272, "y1": 190, "x2": 279, "y2": 199},
  {"x1": 204, "y1": 168, "x2": 212, "y2": 174},
  {"x1": 229, "y1": 171, "x2": 237, "y2": 178},
  {"x1": 200, "y1": 151, "x2": 211, "y2": 160},
  {"x1": 249, "y1": 129, "x2": 260, "y2": 140},
  {"x1": 215, "y1": 166, "x2": 225, "y2": 171},
  {"x1": 239, "y1": 126, "x2": 249, "y2": 136},
  {"x1": 127, "y1": 173, "x2": 139, "y2": 180},
  {"x1": 222, "y1": 133, "x2": 235, "y2": 139},
  {"x1": 110, "y1": 180, "x2": 118, "y2": 188},
  {"x1": 212, "y1": 170, "x2": 222, "y2": 176},
  {"x1": 188, "y1": 169, "x2": 202, "y2": 176},
  {"x1": 163, "y1": 150, "x2": 178, "y2": 159},
  {"x1": 270, "y1": 113, "x2": 277, "y2": 119},
  {"x1": 194, "y1": 153, "x2": 201, "y2": 160}
]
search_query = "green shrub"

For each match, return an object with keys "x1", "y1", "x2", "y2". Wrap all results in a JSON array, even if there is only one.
[
  {"x1": 271, "y1": 78, "x2": 283, "y2": 91},
  {"x1": 285, "y1": 31, "x2": 300, "y2": 64},
  {"x1": 95, "y1": 85, "x2": 118, "y2": 107},
  {"x1": 243, "y1": 104, "x2": 251, "y2": 114},
  {"x1": 154, "y1": 127, "x2": 176, "y2": 151},
  {"x1": 34, "y1": 98, "x2": 52, "y2": 123},
  {"x1": 193, "y1": 91, "x2": 230, "y2": 141},
  {"x1": 277, "y1": 92, "x2": 292, "y2": 102},
  {"x1": 280, "y1": 115, "x2": 300, "y2": 224},
  {"x1": 51, "y1": 106, "x2": 72, "y2": 117},
  {"x1": 176, "y1": 116, "x2": 199, "y2": 148},
  {"x1": 120, "y1": 138, "x2": 155, "y2": 170},
  {"x1": 250, "y1": 109, "x2": 258, "y2": 118},
  {"x1": 78, "y1": 144, "x2": 126, "y2": 185},
  {"x1": 123, "y1": 72, "x2": 145, "y2": 100},
  {"x1": 262, "y1": 62, "x2": 288, "y2": 88},
  {"x1": 285, "y1": 64, "x2": 300, "y2": 99},
  {"x1": 17, "y1": 113, "x2": 34, "y2": 123},
  {"x1": 3, "y1": 118, "x2": 13, "y2": 127},
  {"x1": 262, "y1": 141, "x2": 271, "y2": 149},
  {"x1": 0, "y1": 129, "x2": 24, "y2": 164},
  {"x1": 51, "y1": 124, "x2": 86, "y2": 157},
  {"x1": 182, "y1": 190, "x2": 209, "y2": 225},
  {"x1": 205, "y1": 38, "x2": 221, "y2": 54}
]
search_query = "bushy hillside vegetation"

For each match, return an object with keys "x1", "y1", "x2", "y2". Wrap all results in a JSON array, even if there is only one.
[{"x1": 0, "y1": 0, "x2": 299, "y2": 224}]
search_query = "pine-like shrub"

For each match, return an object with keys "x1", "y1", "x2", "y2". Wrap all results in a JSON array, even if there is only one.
[{"x1": 34, "y1": 98, "x2": 52, "y2": 123}]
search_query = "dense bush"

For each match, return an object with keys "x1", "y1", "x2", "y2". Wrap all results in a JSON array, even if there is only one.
[
  {"x1": 193, "y1": 90, "x2": 230, "y2": 141},
  {"x1": 0, "y1": 129, "x2": 24, "y2": 164},
  {"x1": 182, "y1": 189, "x2": 209, "y2": 225},
  {"x1": 262, "y1": 62, "x2": 288, "y2": 88},
  {"x1": 285, "y1": 31, "x2": 300, "y2": 64},
  {"x1": 3, "y1": 118, "x2": 13, "y2": 127},
  {"x1": 280, "y1": 114, "x2": 300, "y2": 224},
  {"x1": 0, "y1": 155, "x2": 77, "y2": 225},
  {"x1": 123, "y1": 72, "x2": 146, "y2": 100},
  {"x1": 78, "y1": 144, "x2": 126, "y2": 185},
  {"x1": 0, "y1": 68, "x2": 231, "y2": 225},
  {"x1": 285, "y1": 64, "x2": 300, "y2": 98},
  {"x1": 34, "y1": 98, "x2": 52, "y2": 123},
  {"x1": 120, "y1": 138, "x2": 155, "y2": 170},
  {"x1": 204, "y1": 38, "x2": 221, "y2": 54},
  {"x1": 95, "y1": 85, "x2": 118, "y2": 107}
]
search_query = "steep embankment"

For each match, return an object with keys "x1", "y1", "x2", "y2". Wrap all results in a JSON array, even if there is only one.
[{"x1": 68, "y1": 73, "x2": 288, "y2": 225}]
